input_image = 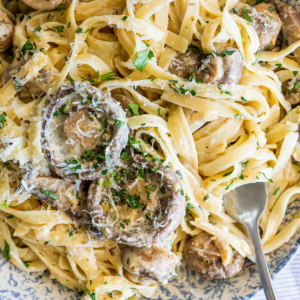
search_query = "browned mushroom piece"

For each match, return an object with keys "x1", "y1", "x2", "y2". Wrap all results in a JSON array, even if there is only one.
[
  {"x1": 284, "y1": 79, "x2": 300, "y2": 106},
  {"x1": 87, "y1": 154, "x2": 186, "y2": 247},
  {"x1": 183, "y1": 231, "x2": 245, "y2": 279},
  {"x1": 273, "y1": 0, "x2": 300, "y2": 63},
  {"x1": 169, "y1": 47, "x2": 243, "y2": 84},
  {"x1": 123, "y1": 269, "x2": 157, "y2": 286},
  {"x1": 21, "y1": 0, "x2": 63, "y2": 11},
  {"x1": 113, "y1": 94, "x2": 134, "y2": 111},
  {"x1": 0, "y1": 10, "x2": 13, "y2": 52},
  {"x1": 22, "y1": 177, "x2": 92, "y2": 225},
  {"x1": 233, "y1": 2, "x2": 281, "y2": 49},
  {"x1": 122, "y1": 245, "x2": 178, "y2": 284},
  {"x1": 42, "y1": 82, "x2": 129, "y2": 181},
  {"x1": 2, "y1": 59, "x2": 53, "y2": 98}
]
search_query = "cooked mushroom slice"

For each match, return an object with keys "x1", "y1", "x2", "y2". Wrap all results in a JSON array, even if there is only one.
[
  {"x1": 42, "y1": 82, "x2": 129, "y2": 181},
  {"x1": 233, "y1": 2, "x2": 281, "y2": 49},
  {"x1": 183, "y1": 231, "x2": 244, "y2": 279},
  {"x1": 113, "y1": 94, "x2": 134, "y2": 111},
  {"x1": 23, "y1": 177, "x2": 91, "y2": 225},
  {"x1": 169, "y1": 47, "x2": 243, "y2": 84},
  {"x1": 87, "y1": 154, "x2": 185, "y2": 246},
  {"x1": 284, "y1": 79, "x2": 300, "y2": 106},
  {"x1": 0, "y1": 10, "x2": 13, "y2": 52},
  {"x1": 122, "y1": 245, "x2": 178, "y2": 285},
  {"x1": 273, "y1": 0, "x2": 300, "y2": 63},
  {"x1": 2, "y1": 60, "x2": 53, "y2": 98},
  {"x1": 21, "y1": 0, "x2": 63, "y2": 11}
]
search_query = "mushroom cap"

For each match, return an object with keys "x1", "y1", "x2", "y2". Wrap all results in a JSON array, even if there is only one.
[
  {"x1": 41, "y1": 82, "x2": 129, "y2": 181},
  {"x1": 183, "y1": 231, "x2": 245, "y2": 279},
  {"x1": 23, "y1": 177, "x2": 91, "y2": 225},
  {"x1": 87, "y1": 154, "x2": 186, "y2": 246},
  {"x1": 0, "y1": 18, "x2": 13, "y2": 52},
  {"x1": 122, "y1": 245, "x2": 178, "y2": 284}
]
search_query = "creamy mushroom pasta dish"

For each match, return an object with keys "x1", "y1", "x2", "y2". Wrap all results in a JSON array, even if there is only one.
[{"x1": 2, "y1": 0, "x2": 300, "y2": 298}]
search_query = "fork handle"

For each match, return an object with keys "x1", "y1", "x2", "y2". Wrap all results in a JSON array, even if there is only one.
[{"x1": 246, "y1": 222, "x2": 277, "y2": 300}]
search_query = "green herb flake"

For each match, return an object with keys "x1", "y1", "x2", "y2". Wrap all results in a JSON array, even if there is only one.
[
  {"x1": 128, "y1": 103, "x2": 139, "y2": 115},
  {"x1": 203, "y1": 193, "x2": 210, "y2": 202},
  {"x1": 121, "y1": 152, "x2": 130, "y2": 162},
  {"x1": 86, "y1": 288, "x2": 97, "y2": 300},
  {"x1": 241, "y1": 96, "x2": 247, "y2": 102},
  {"x1": 133, "y1": 49, "x2": 155, "y2": 72},
  {"x1": 41, "y1": 189, "x2": 59, "y2": 200},
  {"x1": 0, "y1": 112, "x2": 7, "y2": 129},
  {"x1": 103, "y1": 179, "x2": 112, "y2": 187},
  {"x1": 53, "y1": 25, "x2": 64, "y2": 33},
  {"x1": 261, "y1": 172, "x2": 273, "y2": 183},
  {"x1": 4, "y1": 240, "x2": 10, "y2": 261},
  {"x1": 273, "y1": 187, "x2": 280, "y2": 196},
  {"x1": 75, "y1": 28, "x2": 83, "y2": 34},
  {"x1": 122, "y1": 16, "x2": 128, "y2": 21},
  {"x1": 225, "y1": 180, "x2": 234, "y2": 190},
  {"x1": 223, "y1": 169, "x2": 234, "y2": 177}
]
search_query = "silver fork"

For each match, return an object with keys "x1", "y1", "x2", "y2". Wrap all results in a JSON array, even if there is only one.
[{"x1": 223, "y1": 182, "x2": 277, "y2": 300}]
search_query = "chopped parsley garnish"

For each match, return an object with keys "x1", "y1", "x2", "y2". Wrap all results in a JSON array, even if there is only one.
[
  {"x1": 235, "y1": 113, "x2": 242, "y2": 119},
  {"x1": 41, "y1": 189, "x2": 59, "y2": 200},
  {"x1": 293, "y1": 71, "x2": 298, "y2": 77},
  {"x1": 81, "y1": 73, "x2": 95, "y2": 84},
  {"x1": 75, "y1": 28, "x2": 83, "y2": 34},
  {"x1": 160, "y1": 187, "x2": 165, "y2": 194},
  {"x1": 243, "y1": 7, "x2": 253, "y2": 22},
  {"x1": 65, "y1": 157, "x2": 81, "y2": 172},
  {"x1": 241, "y1": 96, "x2": 247, "y2": 102},
  {"x1": 68, "y1": 226, "x2": 81, "y2": 238},
  {"x1": 253, "y1": 0, "x2": 264, "y2": 5},
  {"x1": 53, "y1": 26, "x2": 64, "y2": 33},
  {"x1": 121, "y1": 152, "x2": 130, "y2": 161},
  {"x1": 146, "y1": 213, "x2": 151, "y2": 219},
  {"x1": 223, "y1": 169, "x2": 233, "y2": 177},
  {"x1": 122, "y1": 16, "x2": 128, "y2": 21},
  {"x1": 103, "y1": 179, "x2": 112, "y2": 187},
  {"x1": 225, "y1": 180, "x2": 234, "y2": 190},
  {"x1": 221, "y1": 49, "x2": 236, "y2": 56},
  {"x1": 52, "y1": 4, "x2": 65, "y2": 11},
  {"x1": 4, "y1": 240, "x2": 10, "y2": 261},
  {"x1": 188, "y1": 73, "x2": 197, "y2": 82},
  {"x1": 21, "y1": 41, "x2": 35, "y2": 57},
  {"x1": 35, "y1": 27, "x2": 42, "y2": 32},
  {"x1": 6, "y1": 215, "x2": 14, "y2": 220},
  {"x1": 97, "y1": 71, "x2": 116, "y2": 82},
  {"x1": 128, "y1": 103, "x2": 139, "y2": 115},
  {"x1": 261, "y1": 172, "x2": 273, "y2": 183},
  {"x1": 12, "y1": 76, "x2": 22, "y2": 92},
  {"x1": 116, "y1": 120, "x2": 125, "y2": 129},
  {"x1": 158, "y1": 108, "x2": 162, "y2": 117},
  {"x1": 0, "y1": 112, "x2": 7, "y2": 129},
  {"x1": 175, "y1": 170, "x2": 183, "y2": 179},
  {"x1": 275, "y1": 64, "x2": 282, "y2": 68},
  {"x1": 82, "y1": 149, "x2": 93, "y2": 159},
  {"x1": 23, "y1": 261, "x2": 29, "y2": 268},
  {"x1": 203, "y1": 193, "x2": 210, "y2": 202},
  {"x1": 1, "y1": 202, "x2": 8, "y2": 209},
  {"x1": 273, "y1": 187, "x2": 280, "y2": 196},
  {"x1": 146, "y1": 190, "x2": 152, "y2": 200},
  {"x1": 67, "y1": 22, "x2": 71, "y2": 28},
  {"x1": 85, "y1": 288, "x2": 96, "y2": 300},
  {"x1": 232, "y1": 8, "x2": 238, "y2": 15},
  {"x1": 133, "y1": 49, "x2": 155, "y2": 72},
  {"x1": 68, "y1": 78, "x2": 74, "y2": 83}
]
